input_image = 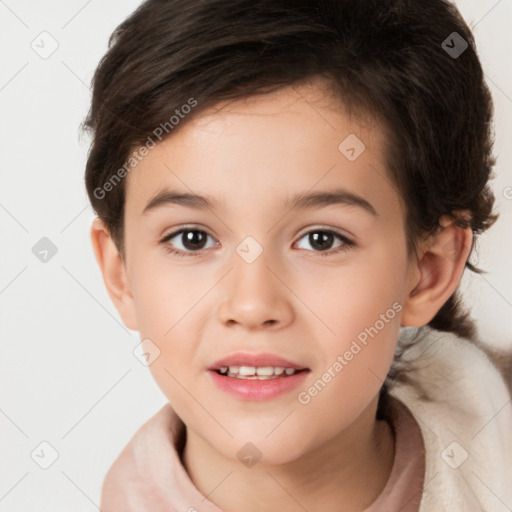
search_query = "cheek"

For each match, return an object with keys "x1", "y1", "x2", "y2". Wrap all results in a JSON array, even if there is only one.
[
  {"x1": 128, "y1": 261, "x2": 207, "y2": 390},
  {"x1": 293, "y1": 241, "x2": 407, "y2": 343},
  {"x1": 129, "y1": 248, "x2": 209, "y2": 335},
  {"x1": 292, "y1": 242, "x2": 406, "y2": 402}
]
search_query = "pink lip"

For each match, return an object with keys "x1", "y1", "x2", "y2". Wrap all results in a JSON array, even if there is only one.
[
  {"x1": 208, "y1": 352, "x2": 307, "y2": 371},
  {"x1": 208, "y1": 369, "x2": 309, "y2": 401}
]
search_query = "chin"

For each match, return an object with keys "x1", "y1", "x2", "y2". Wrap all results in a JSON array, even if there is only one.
[{"x1": 216, "y1": 429, "x2": 314, "y2": 467}]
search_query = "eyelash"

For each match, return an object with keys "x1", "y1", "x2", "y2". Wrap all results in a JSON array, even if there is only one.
[{"x1": 159, "y1": 226, "x2": 354, "y2": 259}]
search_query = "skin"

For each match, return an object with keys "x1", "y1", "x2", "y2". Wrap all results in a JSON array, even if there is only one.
[{"x1": 91, "y1": 79, "x2": 472, "y2": 511}]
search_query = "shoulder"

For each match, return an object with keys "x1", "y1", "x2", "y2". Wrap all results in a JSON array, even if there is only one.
[
  {"x1": 391, "y1": 326, "x2": 511, "y2": 404},
  {"x1": 100, "y1": 403, "x2": 180, "y2": 511},
  {"x1": 389, "y1": 326, "x2": 512, "y2": 511},
  {"x1": 473, "y1": 336, "x2": 512, "y2": 397}
]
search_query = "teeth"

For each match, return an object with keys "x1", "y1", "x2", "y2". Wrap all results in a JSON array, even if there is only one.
[
  {"x1": 217, "y1": 365, "x2": 299, "y2": 379},
  {"x1": 239, "y1": 366, "x2": 256, "y2": 376},
  {"x1": 256, "y1": 367, "x2": 274, "y2": 376}
]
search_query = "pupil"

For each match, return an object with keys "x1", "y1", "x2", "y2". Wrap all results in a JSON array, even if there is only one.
[
  {"x1": 310, "y1": 231, "x2": 333, "y2": 251},
  {"x1": 183, "y1": 230, "x2": 206, "y2": 250}
]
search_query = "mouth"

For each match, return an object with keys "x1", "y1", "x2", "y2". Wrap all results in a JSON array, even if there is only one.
[
  {"x1": 207, "y1": 353, "x2": 310, "y2": 400},
  {"x1": 208, "y1": 352, "x2": 309, "y2": 377}
]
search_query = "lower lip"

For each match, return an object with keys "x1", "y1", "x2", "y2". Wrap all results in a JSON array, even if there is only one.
[{"x1": 208, "y1": 370, "x2": 309, "y2": 401}]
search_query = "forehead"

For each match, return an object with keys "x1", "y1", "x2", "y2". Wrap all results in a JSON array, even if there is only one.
[{"x1": 124, "y1": 81, "x2": 399, "y2": 221}]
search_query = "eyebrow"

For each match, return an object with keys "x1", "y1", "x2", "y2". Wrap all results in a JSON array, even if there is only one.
[{"x1": 142, "y1": 187, "x2": 378, "y2": 217}]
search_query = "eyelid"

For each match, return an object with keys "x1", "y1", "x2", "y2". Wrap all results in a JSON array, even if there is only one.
[
  {"x1": 296, "y1": 224, "x2": 353, "y2": 241},
  {"x1": 160, "y1": 223, "x2": 216, "y2": 240}
]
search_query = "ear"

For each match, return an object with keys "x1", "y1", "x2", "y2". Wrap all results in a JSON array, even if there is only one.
[
  {"x1": 401, "y1": 215, "x2": 473, "y2": 327},
  {"x1": 90, "y1": 218, "x2": 139, "y2": 331}
]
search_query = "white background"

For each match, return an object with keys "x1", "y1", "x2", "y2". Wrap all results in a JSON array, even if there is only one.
[{"x1": 1, "y1": 1, "x2": 511, "y2": 510}]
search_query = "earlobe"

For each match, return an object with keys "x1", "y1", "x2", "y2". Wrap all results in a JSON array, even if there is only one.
[
  {"x1": 401, "y1": 217, "x2": 473, "y2": 327},
  {"x1": 90, "y1": 218, "x2": 139, "y2": 331}
]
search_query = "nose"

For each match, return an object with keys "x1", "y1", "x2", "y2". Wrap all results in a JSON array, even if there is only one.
[{"x1": 217, "y1": 248, "x2": 294, "y2": 331}]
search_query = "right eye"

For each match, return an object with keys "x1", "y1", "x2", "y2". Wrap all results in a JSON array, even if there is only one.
[{"x1": 160, "y1": 228, "x2": 219, "y2": 258}]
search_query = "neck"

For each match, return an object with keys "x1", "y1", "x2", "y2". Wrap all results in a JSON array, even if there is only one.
[{"x1": 182, "y1": 396, "x2": 395, "y2": 512}]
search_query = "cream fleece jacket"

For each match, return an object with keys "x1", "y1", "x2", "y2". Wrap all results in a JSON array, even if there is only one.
[{"x1": 388, "y1": 327, "x2": 512, "y2": 511}]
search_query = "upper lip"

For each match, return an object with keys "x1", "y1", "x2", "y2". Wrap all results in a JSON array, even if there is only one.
[{"x1": 208, "y1": 352, "x2": 308, "y2": 371}]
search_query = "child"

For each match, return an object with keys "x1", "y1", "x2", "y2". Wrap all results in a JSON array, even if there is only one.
[{"x1": 83, "y1": 0, "x2": 512, "y2": 510}]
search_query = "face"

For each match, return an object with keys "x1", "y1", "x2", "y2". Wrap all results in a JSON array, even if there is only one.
[{"x1": 122, "y1": 80, "x2": 414, "y2": 464}]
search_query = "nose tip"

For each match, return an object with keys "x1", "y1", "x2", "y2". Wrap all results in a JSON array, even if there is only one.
[
  {"x1": 222, "y1": 303, "x2": 282, "y2": 330},
  {"x1": 217, "y1": 258, "x2": 294, "y2": 330}
]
